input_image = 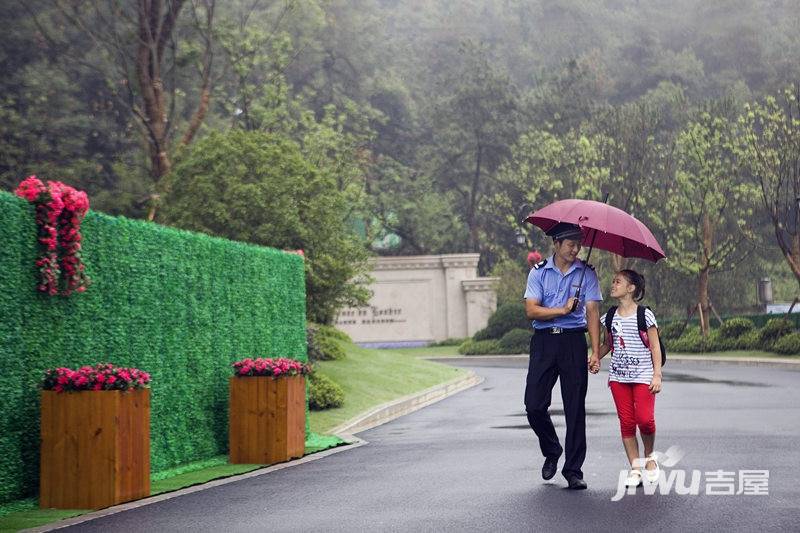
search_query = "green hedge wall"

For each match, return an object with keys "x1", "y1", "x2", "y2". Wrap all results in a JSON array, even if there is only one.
[{"x1": 0, "y1": 191, "x2": 306, "y2": 504}]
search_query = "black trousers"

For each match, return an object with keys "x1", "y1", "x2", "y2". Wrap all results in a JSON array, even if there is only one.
[{"x1": 524, "y1": 330, "x2": 588, "y2": 479}]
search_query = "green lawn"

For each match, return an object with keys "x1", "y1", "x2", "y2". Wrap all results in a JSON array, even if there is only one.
[
  {"x1": 308, "y1": 342, "x2": 467, "y2": 433},
  {"x1": 387, "y1": 345, "x2": 464, "y2": 358}
]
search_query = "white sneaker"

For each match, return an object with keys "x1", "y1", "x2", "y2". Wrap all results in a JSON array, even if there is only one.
[
  {"x1": 644, "y1": 454, "x2": 660, "y2": 483},
  {"x1": 624, "y1": 469, "x2": 643, "y2": 488}
]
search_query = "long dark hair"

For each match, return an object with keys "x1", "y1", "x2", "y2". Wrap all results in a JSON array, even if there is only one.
[{"x1": 619, "y1": 269, "x2": 646, "y2": 302}]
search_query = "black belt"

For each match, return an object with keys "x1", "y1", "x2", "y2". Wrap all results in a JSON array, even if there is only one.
[{"x1": 534, "y1": 327, "x2": 587, "y2": 335}]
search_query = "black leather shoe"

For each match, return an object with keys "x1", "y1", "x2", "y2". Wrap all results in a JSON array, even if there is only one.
[
  {"x1": 566, "y1": 476, "x2": 587, "y2": 490},
  {"x1": 542, "y1": 456, "x2": 559, "y2": 480}
]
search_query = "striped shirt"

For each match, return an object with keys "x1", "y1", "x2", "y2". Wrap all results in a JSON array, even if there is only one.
[{"x1": 600, "y1": 308, "x2": 658, "y2": 385}]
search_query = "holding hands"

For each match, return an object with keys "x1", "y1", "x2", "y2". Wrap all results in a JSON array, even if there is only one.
[{"x1": 588, "y1": 354, "x2": 600, "y2": 374}]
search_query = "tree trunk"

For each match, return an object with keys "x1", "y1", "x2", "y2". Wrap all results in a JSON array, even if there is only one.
[
  {"x1": 698, "y1": 212, "x2": 713, "y2": 337},
  {"x1": 698, "y1": 266, "x2": 710, "y2": 337},
  {"x1": 467, "y1": 145, "x2": 483, "y2": 253}
]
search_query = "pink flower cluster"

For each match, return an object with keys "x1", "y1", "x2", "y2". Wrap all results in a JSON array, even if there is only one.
[
  {"x1": 14, "y1": 176, "x2": 90, "y2": 295},
  {"x1": 232, "y1": 357, "x2": 311, "y2": 378},
  {"x1": 42, "y1": 363, "x2": 151, "y2": 393}
]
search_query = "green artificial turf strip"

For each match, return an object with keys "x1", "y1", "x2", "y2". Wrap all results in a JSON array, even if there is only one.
[
  {"x1": 308, "y1": 342, "x2": 468, "y2": 434},
  {"x1": 0, "y1": 508, "x2": 85, "y2": 532},
  {"x1": 150, "y1": 464, "x2": 264, "y2": 494}
]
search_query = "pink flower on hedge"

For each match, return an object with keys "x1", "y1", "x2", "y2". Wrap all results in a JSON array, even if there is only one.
[
  {"x1": 14, "y1": 175, "x2": 46, "y2": 202},
  {"x1": 15, "y1": 176, "x2": 91, "y2": 296}
]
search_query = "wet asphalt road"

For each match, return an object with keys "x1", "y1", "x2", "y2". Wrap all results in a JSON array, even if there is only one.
[{"x1": 62, "y1": 357, "x2": 800, "y2": 532}]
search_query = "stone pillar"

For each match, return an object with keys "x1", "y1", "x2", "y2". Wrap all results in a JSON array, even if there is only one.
[
  {"x1": 441, "y1": 254, "x2": 480, "y2": 339},
  {"x1": 462, "y1": 278, "x2": 499, "y2": 338}
]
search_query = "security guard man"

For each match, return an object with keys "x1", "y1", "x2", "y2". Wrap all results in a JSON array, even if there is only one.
[{"x1": 523, "y1": 222, "x2": 602, "y2": 490}]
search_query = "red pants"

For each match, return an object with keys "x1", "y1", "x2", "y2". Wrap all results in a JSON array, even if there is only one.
[{"x1": 609, "y1": 381, "x2": 656, "y2": 438}]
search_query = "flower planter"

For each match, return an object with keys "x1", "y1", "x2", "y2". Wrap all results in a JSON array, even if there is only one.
[
  {"x1": 39, "y1": 388, "x2": 150, "y2": 509},
  {"x1": 229, "y1": 375, "x2": 305, "y2": 464}
]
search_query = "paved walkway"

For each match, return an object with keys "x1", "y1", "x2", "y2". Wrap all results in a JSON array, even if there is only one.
[{"x1": 61, "y1": 358, "x2": 800, "y2": 532}]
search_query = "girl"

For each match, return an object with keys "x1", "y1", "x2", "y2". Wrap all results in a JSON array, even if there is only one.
[{"x1": 590, "y1": 269, "x2": 663, "y2": 487}]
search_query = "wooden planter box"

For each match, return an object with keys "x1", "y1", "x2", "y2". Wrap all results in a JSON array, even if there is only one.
[
  {"x1": 229, "y1": 375, "x2": 305, "y2": 464},
  {"x1": 40, "y1": 389, "x2": 150, "y2": 509}
]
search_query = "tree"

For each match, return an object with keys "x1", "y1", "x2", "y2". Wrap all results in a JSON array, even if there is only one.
[
  {"x1": 587, "y1": 99, "x2": 676, "y2": 270},
  {"x1": 668, "y1": 106, "x2": 756, "y2": 335},
  {"x1": 43, "y1": 0, "x2": 218, "y2": 220},
  {"x1": 738, "y1": 83, "x2": 800, "y2": 292},
  {"x1": 486, "y1": 127, "x2": 609, "y2": 263},
  {"x1": 423, "y1": 42, "x2": 521, "y2": 253},
  {"x1": 162, "y1": 129, "x2": 371, "y2": 323}
]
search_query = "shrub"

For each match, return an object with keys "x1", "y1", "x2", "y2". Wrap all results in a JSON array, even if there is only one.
[
  {"x1": 736, "y1": 329, "x2": 762, "y2": 350},
  {"x1": 317, "y1": 325, "x2": 352, "y2": 343},
  {"x1": 658, "y1": 321, "x2": 686, "y2": 341},
  {"x1": 498, "y1": 328, "x2": 532, "y2": 354},
  {"x1": 705, "y1": 330, "x2": 736, "y2": 352},
  {"x1": 478, "y1": 302, "x2": 529, "y2": 340},
  {"x1": 670, "y1": 328, "x2": 705, "y2": 353},
  {"x1": 719, "y1": 317, "x2": 756, "y2": 339},
  {"x1": 472, "y1": 328, "x2": 493, "y2": 341},
  {"x1": 759, "y1": 318, "x2": 794, "y2": 344},
  {"x1": 772, "y1": 332, "x2": 800, "y2": 355},
  {"x1": 458, "y1": 339, "x2": 502, "y2": 355},
  {"x1": 308, "y1": 372, "x2": 344, "y2": 410},
  {"x1": 307, "y1": 323, "x2": 346, "y2": 361}
]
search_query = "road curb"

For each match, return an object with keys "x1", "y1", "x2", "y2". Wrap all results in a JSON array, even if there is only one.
[
  {"x1": 330, "y1": 370, "x2": 483, "y2": 438},
  {"x1": 425, "y1": 353, "x2": 800, "y2": 369}
]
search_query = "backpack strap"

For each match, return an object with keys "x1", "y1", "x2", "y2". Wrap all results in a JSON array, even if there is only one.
[
  {"x1": 637, "y1": 305, "x2": 651, "y2": 349},
  {"x1": 605, "y1": 306, "x2": 617, "y2": 351}
]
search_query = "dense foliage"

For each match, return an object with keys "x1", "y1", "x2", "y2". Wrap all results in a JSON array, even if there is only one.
[{"x1": 2, "y1": 0, "x2": 800, "y2": 321}]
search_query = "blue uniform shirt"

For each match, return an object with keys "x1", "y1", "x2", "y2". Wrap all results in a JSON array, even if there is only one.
[{"x1": 524, "y1": 255, "x2": 603, "y2": 330}]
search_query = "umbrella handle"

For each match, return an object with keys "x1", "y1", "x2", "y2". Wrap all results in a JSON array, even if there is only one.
[{"x1": 570, "y1": 288, "x2": 581, "y2": 312}]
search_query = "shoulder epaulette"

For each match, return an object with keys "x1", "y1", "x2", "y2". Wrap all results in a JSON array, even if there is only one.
[{"x1": 533, "y1": 259, "x2": 548, "y2": 270}]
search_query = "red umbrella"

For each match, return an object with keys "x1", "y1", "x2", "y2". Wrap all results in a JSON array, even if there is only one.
[{"x1": 525, "y1": 198, "x2": 666, "y2": 262}]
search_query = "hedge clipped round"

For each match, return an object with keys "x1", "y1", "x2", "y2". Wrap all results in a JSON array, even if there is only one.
[
  {"x1": 659, "y1": 321, "x2": 686, "y2": 341},
  {"x1": 759, "y1": 318, "x2": 794, "y2": 343},
  {"x1": 477, "y1": 302, "x2": 529, "y2": 340},
  {"x1": 719, "y1": 317, "x2": 755, "y2": 339},
  {"x1": 308, "y1": 372, "x2": 345, "y2": 410},
  {"x1": 670, "y1": 328, "x2": 705, "y2": 353},
  {"x1": 458, "y1": 339, "x2": 502, "y2": 355},
  {"x1": 499, "y1": 328, "x2": 532, "y2": 354},
  {"x1": 736, "y1": 329, "x2": 762, "y2": 350},
  {"x1": 772, "y1": 332, "x2": 800, "y2": 355}
]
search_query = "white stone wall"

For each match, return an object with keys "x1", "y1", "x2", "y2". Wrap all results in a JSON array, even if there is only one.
[{"x1": 335, "y1": 254, "x2": 498, "y2": 344}]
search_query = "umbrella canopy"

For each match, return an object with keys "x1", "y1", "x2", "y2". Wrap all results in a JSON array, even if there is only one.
[{"x1": 525, "y1": 199, "x2": 666, "y2": 262}]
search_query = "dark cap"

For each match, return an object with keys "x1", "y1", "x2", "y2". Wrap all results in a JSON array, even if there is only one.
[{"x1": 546, "y1": 222, "x2": 584, "y2": 241}]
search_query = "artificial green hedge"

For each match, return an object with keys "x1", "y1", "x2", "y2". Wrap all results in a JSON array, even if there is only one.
[{"x1": 0, "y1": 191, "x2": 306, "y2": 504}]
